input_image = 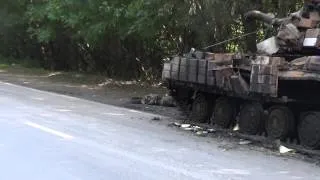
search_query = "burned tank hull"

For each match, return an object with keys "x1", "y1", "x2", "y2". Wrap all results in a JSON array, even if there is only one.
[
  {"x1": 162, "y1": 52, "x2": 320, "y2": 149},
  {"x1": 162, "y1": 3, "x2": 320, "y2": 149}
]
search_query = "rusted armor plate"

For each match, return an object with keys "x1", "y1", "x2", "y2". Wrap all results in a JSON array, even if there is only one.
[
  {"x1": 207, "y1": 61, "x2": 217, "y2": 86},
  {"x1": 197, "y1": 60, "x2": 208, "y2": 84},
  {"x1": 207, "y1": 71, "x2": 215, "y2": 86},
  {"x1": 252, "y1": 65, "x2": 278, "y2": 75},
  {"x1": 172, "y1": 56, "x2": 180, "y2": 65},
  {"x1": 310, "y1": 11, "x2": 320, "y2": 21},
  {"x1": 305, "y1": 56, "x2": 320, "y2": 71},
  {"x1": 194, "y1": 51, "x2": 205, "y2": 59},
  {"x1": 279, "y1": 70, "x2": 320, "y2": 81},
  {"x1": 230, "y1": 74, "x2": 249, "y2": 95},
  {"x1": 214, "y1": 53, "x2": 234, "y2": 61},
  {"x1": 298, "y1": 18, "x2": 319, "y2": 28},
  {"x1": 171, "y1": 57, "x2": 180, "y2": 80},
  {"x1": 205, "y1": 53, "x2": 215, "y2": 60},
  {"x1": 251, "y1": 75, "x2": 278, "y2": 84},
  {"x1": 250, "y1": 59, "x2": 279, "y2": 97},
  {"x1": 253, "y1": 56, "x2": 284, "y2": 66},
  {"x1": 179, "y1": 58, "x2": 188, "y2": 81},
  {"x1": 188, "y1": 59, "x2": 198, "y2": 83},
  {"x1": 162, "y1": 63, "x2": 172, "y2": 80},
  {"x1": 215, "y1": 67, "x2": 234, "y2": 91}
]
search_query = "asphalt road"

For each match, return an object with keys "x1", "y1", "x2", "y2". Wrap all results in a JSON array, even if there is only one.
[{"x1": 0, "y1": 82, "x2": 319, "y2": 180}]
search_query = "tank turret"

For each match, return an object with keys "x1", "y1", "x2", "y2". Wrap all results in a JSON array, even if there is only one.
[{"x1": 245, "y1": 1, "x2": 320, "y2": 57}]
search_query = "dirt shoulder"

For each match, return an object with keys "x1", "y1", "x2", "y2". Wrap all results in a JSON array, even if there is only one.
[{"x1": 0, "y1": 65, "x2": 184, "y2": 120}]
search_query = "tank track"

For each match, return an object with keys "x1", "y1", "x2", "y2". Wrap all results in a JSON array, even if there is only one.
[{"x1": 171, "y1": 91, "x2": 320, "y2": 159}]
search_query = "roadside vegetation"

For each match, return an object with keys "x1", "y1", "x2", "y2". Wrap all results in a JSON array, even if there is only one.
[{"x1": 0, "y1": 0, "x2": 302, "y2": 80}]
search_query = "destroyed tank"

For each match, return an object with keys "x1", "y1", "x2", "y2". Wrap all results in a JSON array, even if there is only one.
[{"x1": 161, "y1": 2, "x2": 320, "y2": 149}]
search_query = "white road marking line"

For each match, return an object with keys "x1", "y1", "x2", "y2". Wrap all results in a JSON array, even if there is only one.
[
  {"x1": 24, "y1": 121, "x2": 74, "y2": 140},
  {"x1": 103, "y1": 113, "x2": 124, "y2": 116},
  {"x1": 128, "y1": 109, "x2": 143, "y2": 114},
  {"x1": 31, "y1": 97, "x2": 45, "y2": 101},
  {"x1": 56, "y1": 109, "x2": 72, "y2": 112}
]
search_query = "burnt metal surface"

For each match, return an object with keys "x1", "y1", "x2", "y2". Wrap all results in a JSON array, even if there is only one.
[
  {"x1": 160, "y1": 2, "x2": 320, "y2": 151},
  {"x1": 162, "y1": 3, "x2": 320, "y2": 100}
]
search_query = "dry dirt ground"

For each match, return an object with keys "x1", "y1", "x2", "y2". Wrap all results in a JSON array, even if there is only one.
[
  {"x1": 0, "y1": 66, "x2": 184, "y2": 120},
  {"x1": 0, "y1": 65, "x2": 320, "y2": 166}
]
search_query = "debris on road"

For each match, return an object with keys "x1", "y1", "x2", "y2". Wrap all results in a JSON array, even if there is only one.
[
  {"x1": 133, "y1": 94, "x2": 177, "y2": 107},
  {"x1": 171, "y1": 122, "x2": 217, "y2": 136},
  {"x1": 193, "y1": 126, "x2": 203, "y2": 131},
  {"x1": 219, "y1": 144, "x2": 236, "y2": 152},
  {"x1": 239, "y1": 140, "x2": 252, "y2": 145},
  {"x1": 181, "y1": 124, "x2": 191, "y2": 128},
  {"x1": 141, "y1": 94, "x2": 162, "y2": 105},
  {"x1": 196, "y1": 131, "x2": 209, "y2": 137},
  {"x1": 173, "y1": 122, "x2": 181, "y2": 126},
  {"x1": 183, "y1": 127, "x2": 194, "y2": 131},
  {"x1": 151, "y1": 117, "x2": 161, "y2": 121},
  {"x1": 207, "y1": 129, "x2": 216, "y2": 133},
  {"x1": 279, "y1": 145, "x2": 295, "y2": 154}
]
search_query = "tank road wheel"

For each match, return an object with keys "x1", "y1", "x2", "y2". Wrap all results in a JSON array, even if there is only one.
[
  {"x1": 298, "y1": 112, "x2": 320, "y2": 149},
  {"x1": 212, "y1": 97, "x2": 236, "y2": 128},
  {"x1": 177, "y1": 99, "x2": 191, "y2": 115},
  {"x1": 189, "y1": 93, "x2": 209, "y2": 123},
  {"x1": 266, "y1": 106, "x2": 295, "y2": 140},
  {"x1": 239, "y1": 103, "x2": 264, "y2": 135},
  {"x1": 172, "y1": 87, "x2": 192, "y2": 115}
]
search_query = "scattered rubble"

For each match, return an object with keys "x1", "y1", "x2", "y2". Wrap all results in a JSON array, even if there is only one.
[
  {"x1": 196, "y1": 131, "x2": 209, "y2": 137},
  {"x1": 239, "y1": 140, "x2": 252, "y2": 145},
  {"x1": 193, "y1": 126, "x2": 203, "y2": 131},
  {"x1": 207, "y1": 129, "x2": 217, "y2": 133},
  {"x1": 183, "y1": 127, "x2": 194, "y2": 131},
  {"x1": 133, "y1": 94, "x2": 177, "y2": 107},
  {"x1": 171, "y1": 122, "x2": 218, "y2": 138},
  {"x1": 168, "y1": 121, "x2": 311, "y2": 161},
  {"x1": 181, "y1": 124, "x2": 191, "y2": 128},
  {"x1": 141, "y1": 94, "x2": 162, "y2": 105},
  {"x1": 219, "y1": 144, "x2": 237, "y2": 152},
  {"x1": 279, "y1": 145, "x2": 295, "y2": 154},
  {"x1": 151, "y1": 117, "x2": 161, "y2": 121},
  {"x1": 173, "y1": 122, "x2": 181, "y2": 127}
]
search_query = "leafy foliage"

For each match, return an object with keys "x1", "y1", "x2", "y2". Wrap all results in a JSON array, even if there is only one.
[{"x1": 0, "y1": 0, "x2": 303, "y2": 79}]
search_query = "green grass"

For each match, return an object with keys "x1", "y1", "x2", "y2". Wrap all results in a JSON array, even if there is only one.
[
  {"x1": 0, "y1": 56, "x2": 50, "y2": 75},
  {"x1": 1, "y1": 64, "x2": 48, "y2": 75},
  {"x1": 0, "y1": 63, "x2": 10, "y2": 69}
]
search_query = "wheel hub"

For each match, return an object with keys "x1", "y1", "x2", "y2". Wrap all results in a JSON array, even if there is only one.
[
  {"x1": 189, "y1": 94, "x2": 209, "y2": 123},
  {"x1": 239, "y1": 103, "x2": 264, "y2": 135},
  {"x1": 211, "y1": 98, "x2": 235, "y2": 128},
  {"x1": 266, "y1": 106, "x2": 294, "y2": 140},
  {"x1": 299, "y1": 112, "x2": 320, "y2": 149}
]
